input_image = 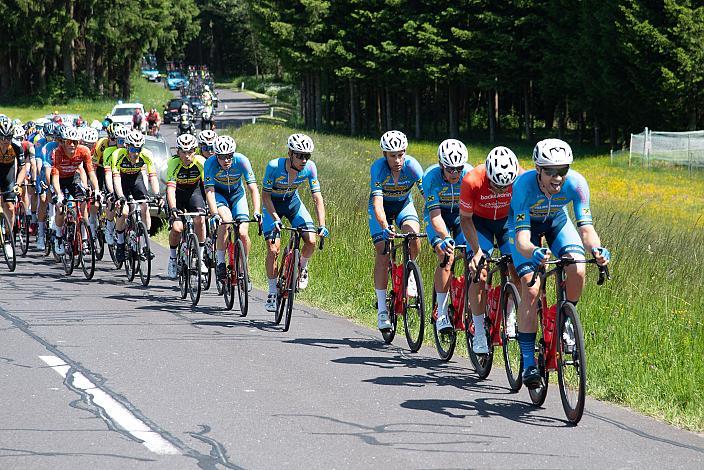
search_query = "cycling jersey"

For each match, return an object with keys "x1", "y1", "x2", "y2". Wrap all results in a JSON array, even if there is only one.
[
  {"x1": 0, "y1": 142, "x2": 24, "y2": 167},
  {"x1": 102, "y1": 145, "x2": 119, "y2": 169},
  {"x1": 422, "y1": 163, "x2": 472, "y2": 216},
  {"x1": 167, "y1": 154, "x2": 206, "y2": 189},
  {"x1": 0, "y1": 142, "x2": 24, "y2": 201},
  {"x1": 262, "y1": 157, "x2": 320, "y2": 200},
  {"x1": 459, "y1": 164, "x2": 514, "y2": 220},
  {"x1": 204, "y1": 153, "x2": 255, "y2": 199},
  {"x1": 369, "y1": 156, "x2": 423, "y2": 202},
  {"x1": 93, "y1": 137, "x2": 111, "y2": 168},
  {"x1": 51, "y1": 145, "x2": 93, "y2": 179},
  {"x1": 111, "y1": 148, "x2": 157, "y2": 177}
]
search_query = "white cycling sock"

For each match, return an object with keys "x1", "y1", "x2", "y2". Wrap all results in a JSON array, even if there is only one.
[
  {"x1": 376, "y1": 289, "x2": 387, "y2": 314},
  {"x1": 116, "y1": 231, "x2": 125, "y2": 244},
  {"x1": 54, "y1": 227, "x2": 62, "y2": 237},
  {"x1": 216, "y1": 250, "x2": 225, "y2": 263},
  {"x1": 300, "y1": 256, "x2": 310, "y2": 270},
  {"x1": 170, "y1": 248, "x2": 177, "y2": 258},
  {"x1": 268, "y1": 277, "x2": 277, "y2": 295},
  {"x1": 106, "y1": 220, "x2": 115, "y2": 233},
  {"x1": 198, "y1": 243, "x2": 204, "y2": 259},
  {"x1": 473, "y1": 314, "x2": 486, "y2": 338},
  {"x1": 38, "y1": 223, "x2": 45, "y2": 236},
  {"x1": 436, "y1": 292, "x2": 449, "y2": 318}
]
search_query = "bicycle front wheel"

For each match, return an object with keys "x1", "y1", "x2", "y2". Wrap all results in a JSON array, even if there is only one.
[
  {"x1": 403, "y1": 260, "x2": 425, "y2": 353},
  {"x1": 15, "y1": 201, "x2": 29, "y2": 257},
  {"x1": 95, "y1": 218, "x2": 105, "y2": 261},
  {"x1": 234, "y1": 238, "x2": 249, "y2": 317},
  {"x1": 274, "y1": 247, "x2": 290, "y2": 325},
  {"x1": 283, "y1": 248, "x2": 300, "y2": 332},
  {"x1": 62, "y1": 223, "x2": 75, "y2": 275},
  {"x1": 431, "y1": 288, "x2": 456, "y2": 361},
  {"x1": 178, "y1": 244, "x2": 188, "y2": 299},
  {"x1": 222, "y1": 235, "x2": 235, "y2": 310},
  {"x1": 124, "y1": 228, "x2": 136, "y2": 282},
  {"x1": 79, "y1": 221, "x2": 95, "y2": 280},
  {"x1": 557, "y1": 302, "x2": 587, "y2": 424},
  {"x1": 202, "y1": 236, "x2": 213, "y2": 291},
  {"x1": 528, "y1": 317, "x2": 549, "y2": 407},
  {"x1": 501, "y1": 282, "x2": 523, "y2": 391},
  {"x1": 187, "y1": 233, "x2": 201, "y2": 306},
  {"x1": 381, "y1": 264, "x2": 397, "y2": 345},
  {"x1": 1, "y1": 214, "x2": 16, "y2": 272},
  {"x1": 136, "y1": 222, "x2": 151, "y2": 286}
]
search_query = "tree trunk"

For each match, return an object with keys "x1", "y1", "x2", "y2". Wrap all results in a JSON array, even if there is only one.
[
  {"x1": 314, "y1": 72, "x2": 322, "y2": 131},
  {"x1": 85, "y1": 41, "x2": 95, "y2": 89},
  {"x1": 300, "y1": 77, "x2": 306, "y2": 125},
  {"x1": 414, "y1": 87, "x2": 421, "y2": 139},
  {"x1": 593, "y1": 115, "x2": 600, "y2": 147},
  {"x1": 0, "y1": 50, "x2": 10, "y2": 94},
  {"x1": 488, "y1": 90, "x2": 497, "y2": 144},
  {"x1": 384, "y1": 86, "x2": 392, "y2": 130},
  {"x1": 523, "y1": 83, "x2": 532, "y2": 140},
  {"x1": 448, "y1": 83, "x2": 459, "y2": 138},
  {"x1": 349, "y1": 78, "x2": 357, "y2": 136},
  {"x1": 120, "y1": 56, "x2": 132, "y2": 100},
  {"x1": 376, "y1": 88, "x2": 383, "y2": 133},
  {"x1": 62, "y1": 1, "x2": 76, "y2": 85}
]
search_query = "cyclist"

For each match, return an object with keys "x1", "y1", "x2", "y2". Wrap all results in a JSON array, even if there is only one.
[
  {"x1": 459, "y1": 146, "x2": 521, "y2": 353},
  {"x1": 34, "y1": 123, "x2": 61, "y2": 250},
  {"x1": 50, "y1": 126, "x2": 99, "y2": 255},
  {"x1": 204, "y1": 135, "x2": 261, "y2": 282},
  {"x1": 509, "y1": 138, "x2": 610, "y2": 388},
  {"x1": 80, "y1": 127, "x2": 103, "y2": 239},
  {"x1": 423, "y1": 139, "x2": 473, "y2": 335},
  {"x1": 166, "y1": 133, "x2": 207, "y2": 279},
  {"x1": 369, "y1": 130, "x2": 423, "y2": 331},
  {"x1": 146, "y1": 108, "x2": 161, "y2": 136},
  {"x1": 197, "y1": 130, "x2": 217, "y2": 158},
  {"x1": 103, "y1": 125, "x2": 130, "y2": 246},
  {"x1": 0, "y1": 118, "x2": 26, "y2": 257},
  {"x1": 112, "y1": 130, "x2": 160, "y2": 263},
  {"x1": 132, "y1": 108, "x2": 145, "y2": 133},
  {"x1": 262, "y1": 133, "x2": 327, "y2": 312}
]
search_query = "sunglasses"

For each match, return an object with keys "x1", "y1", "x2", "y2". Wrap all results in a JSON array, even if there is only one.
[
  {"x1": 541, "y1": 166, "x2": 570, "y2": 178},
  {"x1": 292, "y1": 151, "x2": 311, "y2": 161},
  {"x1": 444, "y1": 166, "x2": 464, "y2": 174},
  {"x1": 116, "y1": 138, "x2": 125, "y2": 145},
  {"x1": 0, "y1": 137, "x2": 10, "y2": 142},
  {"x1": 201, "y1": 145, "x2": 214, "y2": 152},
  {"x1": 217, "y1": 154, "x2": 233, "y2": 161},
  {"x1": 65, "y1": 139, "x2": 79, "y2": 146},
  {"x1": 128, "y1": 146, "x2": 142, "y2": 153}
]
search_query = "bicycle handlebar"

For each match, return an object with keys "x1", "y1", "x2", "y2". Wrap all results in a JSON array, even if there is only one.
[
  {"x1": 439, "y1": 244, "x2": 466, "y2": 269},
  {"x1": 382, "y1": 231, "x2": 427, "y2": 255},
  {"x1": 217, "y1": 218, "x2": 264, "y2": 237},
  {"x1": 278, "y1": 226, "x2": 325, "y2": 250},
  {"x1": 528, "y1": 256, "x2": 611, "y2": 287}
]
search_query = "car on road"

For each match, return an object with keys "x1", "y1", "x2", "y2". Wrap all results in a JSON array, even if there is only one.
[
  {"x1": 163, "y1": 98, "x2": 187, "y2": 124},
  {"x1": 140, "y1": 67, "x2": 161, "y2": 82},
  {"x1": 143, "y1": 134, "x2": 171, "y2": 194},
  {"x1": 108, "y1": 103, "x2": 145, "y2": 127},
  {"x1": 165, "y1": 71, "x2": 188, "y2": 91}
]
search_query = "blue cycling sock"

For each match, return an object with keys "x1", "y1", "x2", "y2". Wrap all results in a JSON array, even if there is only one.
[{"x1": 518, "y1": 332, "x2": 537, "y2": 368}]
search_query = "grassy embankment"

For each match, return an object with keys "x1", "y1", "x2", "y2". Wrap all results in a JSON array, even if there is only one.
[
  {"x1": 0, "y1": 75, "x2": 173, "y2": 123},
  {"x1": 219, "y1": 123, "x2": 703, "y2": 431}
]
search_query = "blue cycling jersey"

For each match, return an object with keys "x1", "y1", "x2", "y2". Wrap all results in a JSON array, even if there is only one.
[
  {"x1": 509, "y1": 169, "x2": 593, "y2": 232},
  {"x1": 262, "y1": 157, "x2": 320, "y2": 200},
  {"x1": 39, "y1": 141, "x2": 59, "y2": 167},
  {"x1": 369, "y1": 155, "x2": 423, "y2": 202},
  {"x1": 203, "y1": 153, "x2": 256, "y2": 198},
  {"x1": 421, "y1": 163, "x2": 473, "y2": 217}
]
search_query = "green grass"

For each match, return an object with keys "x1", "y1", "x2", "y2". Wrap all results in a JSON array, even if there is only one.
[
  {"x1": 0, "y1": 75, "x2": 173, "y2": 124},
  {"x1": 208, "y1": 123, "x2": 703, "y2": 431}
]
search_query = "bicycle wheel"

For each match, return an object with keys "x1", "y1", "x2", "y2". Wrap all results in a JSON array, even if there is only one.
[
  {"x1": 62, "y1": 222, "x2": 75, "y2": 275},
  {"x1": 283, "y1": 248, "x2": 300, "y2": 332},
  {"x1": 557, "y1": 302, "x2": 587, "y2": 423},
  {"x1": 431, "y1": 288, "x2": 456, "y2": 361},
  {"x1": 274, "y1": 247, "x2": 290, "y2": 325},
  {"x1": 234, "y1": 238, "x2": 249, "y2": 317},
  {"x1": 78, "y1": 221, "x2": 95, "y2": 280},
  {"x1": 124, "y1": 227, "x2": 136, "y2": 282},
  {"x1": 187, "y1": 233, "x2": 202, "y2": 306},
  {"x1": 202, "y1": 236, "x2": 213, "y2": 291},
  {"x1": 466, "y1": 310, "x2": 494, "y2": 379},
  {"x1": 108, "y1": 239, "x2": 122, "y2": 269},
  {"x1": 14, "y1": 201, "x2": 29, "y2": 257},
  {"x1": 403, "y1": 260, "x2": 425, "y2": 353},
  {"x1": 136, "y1": 221, "x2": 151, "y2": 286},
  {"x1": 0, "y1": 214, "x2": 16, "y2": 272},
  {"x1": 44, "y1": 225, "x2": 52, "y2": 257},
  {"x1": 95, "y1": 218, "x2": 105, "y2": 261},
  {"x1": 222, "y1": 236, "x2": 235, "y2": 310},
  {"x1": 381, "y1": 264, "x2": 397, "y2": 344},
  {"x1": 501, "y1": 282, "x2": 523, "y2": 391},
  {"x1": 528, "y1": 316, "x2": 549, "y2": 407},
  {"x1": 178, "y1": 244, "x2": 188, "y2": 299}
]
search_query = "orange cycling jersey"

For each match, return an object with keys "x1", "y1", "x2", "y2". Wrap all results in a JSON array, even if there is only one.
[
  {"x1": 51, "y1": 145, "x2": 94, "y2": 179},
  {"x1": 459, "y1": 164, "x2": 513, "y2": 220}
]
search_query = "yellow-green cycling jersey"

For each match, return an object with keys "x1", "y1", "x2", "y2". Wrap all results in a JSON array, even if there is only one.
[
  {"x1": 111, "y1": 148, "x2": 157, "y2": 177},
  {"x1": 166, "y1": 154, "x2": 206, "y2": 189}
]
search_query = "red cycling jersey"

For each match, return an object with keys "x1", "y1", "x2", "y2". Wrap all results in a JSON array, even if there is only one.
[
  {"x1": 51, "y1": 145, "x2": 94, "y2": 179},
  {"x1": 459, "y1": 164, "x2": 513, "y2": 220}
]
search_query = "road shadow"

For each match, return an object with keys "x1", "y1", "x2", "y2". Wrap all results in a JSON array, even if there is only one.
[{"x1": 283, "y1": 337, "x2": 390, "y2": 353}]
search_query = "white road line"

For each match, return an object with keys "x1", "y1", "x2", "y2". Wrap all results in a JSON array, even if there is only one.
[{"x1": 39, "y1": 355, "x2": 180, "y2": 455}]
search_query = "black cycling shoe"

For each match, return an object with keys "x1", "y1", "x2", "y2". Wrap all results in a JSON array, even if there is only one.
[
  {"x1": 115, "y1": 243, "x2": 126, "y2": 263},
  {"x1": 216, "y1": 262, "x2": 227, "y2": 281},
  {"x1": 522, "y1": 365, "x2": 542, "y2": 390}
]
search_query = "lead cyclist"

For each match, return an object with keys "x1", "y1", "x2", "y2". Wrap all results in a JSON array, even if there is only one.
[{"x1": 508, "y1": 138, "x2": 610, "y2": 389}]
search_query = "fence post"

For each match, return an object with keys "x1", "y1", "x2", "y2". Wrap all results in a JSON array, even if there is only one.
[
  {"x1": 241, "y1": 82, "x2": 245, "y2": 91},
  {"x1": 270, "y1": 107, "x2": 274, "y2": 118},
  {"x1": 251, "y1": 117, "x2": 256, "y2": 124},
  {"x1": 643, "y1": 127, "x2": 648, "y2": 168},
  {"x1": 688, "y1": 134, "x2": 692, "y2": 176}
]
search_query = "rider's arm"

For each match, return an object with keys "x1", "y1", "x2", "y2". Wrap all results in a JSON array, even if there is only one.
[
  {"x1": 459, "y1": 209, "x2": 481, "y2": 255},
  {"x1": 371, "y1": 195, "x2": 387, "y2": 228},
  {"x1": 165, "y1": 157, "x2": 178, "y2": 210},
  {"x1": 428, "y1": 207, "x2": 449, "y2": 240},
  {"x1": 148, "y1": 174, "x2": 160, "y2": 196},
  {"x1": 261, "y1": 159, "x2": 279, "y2": 221},
  {"x1": 166, "y1": 185, "x2": 176, "y2": 211},
  {"x1": 205, "y1": 187, "x2": 218, "y2": 216},
  {"x1": 306, "y1": 161, "x2": 325, "y2": 227},
  {"x1": 578, "y1": 224, "x2": 602, "y2": 255},
  {"x1": 515, "y1": 229, "x2": 536, "y2": 259},
  {"x1": 247, "y1": 183, "x2": 261, "y2": 215},
  {"x1": 311, "y1": 191, "x2": 325, "y2": 227},
  {"x1": 262, "y1": 191, "x2": 278, "y2": 221},
  {"x1": 112, "y1": 171, "x2": 124, "y2": 199},
  {"x1": 369, "y1": 160, "x2": 388, "y2": 228}
]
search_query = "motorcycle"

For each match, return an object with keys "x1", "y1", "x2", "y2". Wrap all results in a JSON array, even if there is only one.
[
  {"x1": 177, "y1": 113, "x2": 196, "y2": 136},
  {"x1": 201, "y1": 105, "x2": 214, "y2": 131}
]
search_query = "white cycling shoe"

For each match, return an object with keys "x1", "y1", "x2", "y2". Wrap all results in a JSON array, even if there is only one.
[
  {"x1": 435, "y1": 315, "x2": 453, "y2": 334},
  {"x1": 265, "y1": 294, "x2": 277, "y2": 312},
  {"x1": 167, "y1": 257, "x2": 178, "y2": 279},
  {"x1": 377, "y1": 311, "x2": 392, "y2": 330},
  {"x1": 472, "y1": 333, "x2": 489, "y2": 354},
  {"x1": 406, "y1": 272, "x2": 418, "y2": 297},
  {"x1": 298, "y1": 267, "x2": 309, "y2": 290}
]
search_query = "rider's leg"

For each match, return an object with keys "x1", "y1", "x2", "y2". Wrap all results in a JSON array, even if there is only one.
[
  {"x1": 115, "y1": 203, "x2": 128, "y2": 246},
  {"x1": 373, "y1": 240, "x2": 390, "y2": 314},
  {"x1": 2, "y1": 199, "x2": 15, "y2": 232}
]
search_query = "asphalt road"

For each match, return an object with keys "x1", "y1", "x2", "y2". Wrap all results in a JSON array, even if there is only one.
[{"x1": 1, "y1": 88, "x2": 702, "y2": 469}]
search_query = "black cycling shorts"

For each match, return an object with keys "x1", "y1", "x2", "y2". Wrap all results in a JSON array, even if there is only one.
[
  {"x1": 175, "y1": 185, "x2": 205, "y2": 213},
  {"x1": 0, "y1": 163, "x2": 17, "y2": 202},
  {"x1": 119, "y1": 175, "x2": 149, "y2": 201}
]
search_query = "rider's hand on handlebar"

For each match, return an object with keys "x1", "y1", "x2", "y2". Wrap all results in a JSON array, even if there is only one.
[
  {"x1": 531, "y1": 247, "x2": 550, "y2": 266},
  {"x1": 591, "y1": 246, "x2": 611, "y2": 266},
  {"x1": 273, "y1": 219, "x2": 283, "y2": 234},
  {"x1": 382, "y1": 226, "x2": 395, "y2": 241},
  {"x1": 438, "y1": 236, "x2": 454, "y2": 256},
  {"x1": 317, "y1": 225, "x2": 329, "y2": 238},
  {"x1": 254, "y1": 212, "x2": 262, "y2": 223},
  {"x1": 209, "y1": 214, "x2": 221, "y2": 232},
  {"x1": 468, "y1": 249, "x2": 484, "y2": 275}
]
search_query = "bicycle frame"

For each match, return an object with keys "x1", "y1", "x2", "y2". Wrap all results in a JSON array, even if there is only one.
[
  {"x1": 386, "y1": 233, "x2": 423, "y2": 316},
  {"x1": 432, "y1": 245, "x2": 467, "y2": 330},
  {"x1": 476, "y1": 255, "x2": 514, "y2": 346}
]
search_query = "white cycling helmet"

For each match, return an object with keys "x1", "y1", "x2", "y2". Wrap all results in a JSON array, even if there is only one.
[
  {"x1": 380, "y1": 130, "x2": 408, "y2": 152},
  {"x1": 81, "y1": 127, "x2": 100, "y2": 144},
  {"x1": 287, "y1": 133, "x2": 314, "y2": 153},
  {"x1": 0, "y1": 118, "x2": 13, "y2": 138},
  {"x1": 197, "y1": 129, "x2": 217, "y2": 146},
  {"x1": 486, "y1": 146, "x2": 519, "y2": 187},
  {"x1": 61, "y1": 126, "x2": 80, "y2": 141},
  {"x1": 114, "y1": 125, "x2": 130, "y2": 140},
  {"x1": 213, "y1": 135, "x2": 236, "y2": 155},
  {"x1": 176, "y1": 133, "x2": 198, "y2": 152},
  {"x1": 125, "y1": 130, "x2": 145, "y2": 148},
  {"x1": 437, "y1": 139, "x2": 468, "y2": 167},
  {"x1": 532, "y1": 138, "x2": 573, "y2": 167},
  {"x1": 13, "y1": 125, "x2": 25, "y2": 140}
]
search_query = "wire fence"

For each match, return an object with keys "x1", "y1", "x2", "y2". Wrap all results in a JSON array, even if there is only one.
[{"x1": 619, "y1": 128, "x2": 704, "y2": 172}]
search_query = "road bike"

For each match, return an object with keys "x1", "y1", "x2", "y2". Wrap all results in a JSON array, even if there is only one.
[
  {"x1": 214, "y1": 218, "x2": 262, "y2": 313},
  {"x1": 13, "y1": 183, "x2": 31, "y2": 256},
  {"x1": 430, "y1": 245, "x2": 468, "y2": 361},
  {"x1": 526, "y1": 256, "x2": 610, "y2": 423},
  {"x1": 381, "y1": 231, "x2": 426, "y2": 352},
  {"x1": 0, "y1": 209, "x2": 16, "y2": 272},
  {"x1": 57, "y1": 193, "x2": 95, "y2": 280},
  {"x1": 466, "y1": 254, "x2": 522, "y2": 385},
  {"x1": 274, "y1": 226, "x2": 325, "y2": 332},
  {"x1": 175, "y1": 211, "x2": 205, "y2": 306},
  {"x1": 121, "y1": 196, "x2": 158, "y2": 286}
]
